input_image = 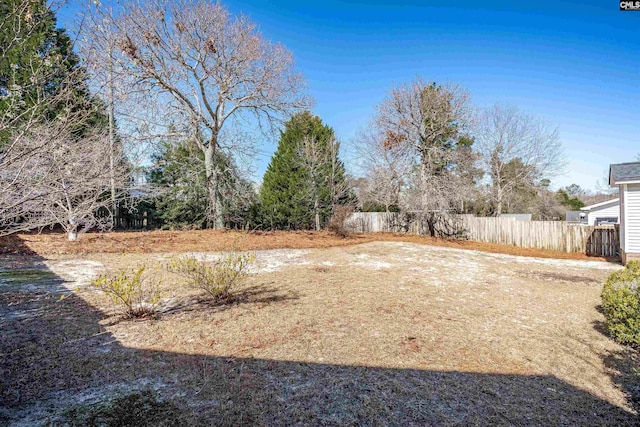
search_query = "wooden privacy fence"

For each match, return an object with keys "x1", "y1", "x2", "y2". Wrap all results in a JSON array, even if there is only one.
[
  {"x1": 586, "y1": 226, "x2": 619, "y2": 257},
  {"x1": 346, "y1": 212, "x2": 619, "y2": 256},
  {"x1": 96, "y1": 206, "x2": 162, "y2": 230}
]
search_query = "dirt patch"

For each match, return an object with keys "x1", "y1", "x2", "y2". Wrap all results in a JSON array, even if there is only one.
[
  {"x1": 171, "y1": 248, "x2": 312, "y2": 274},
  {"x1": 515, "y1": 270, "x2": 603, "y2": 285},
  {"x1": 1, "y1": 242, "x2": 636, "y2": 425},
  {"x1": 0, "y1": 229, "x2": 613, "y2": 262}
]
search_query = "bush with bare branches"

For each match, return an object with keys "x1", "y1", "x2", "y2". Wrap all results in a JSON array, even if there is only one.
[
  {"x1": 168, "y1": 251, "x2": 256, "y2": 302},
  {"x1": 327, "y1": 205, "x2": 355, "y2": 238},
  {"x1": 91, "y1": 266, "x2": 162, "y2": 319}
]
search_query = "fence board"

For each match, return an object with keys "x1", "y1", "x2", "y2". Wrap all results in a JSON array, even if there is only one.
[
  {"x1": 346, "y1": 213, "x2": 619, "y2": 256},
  {"x1": 96, "y1": 207, "x2": 162, "y2": 231}
]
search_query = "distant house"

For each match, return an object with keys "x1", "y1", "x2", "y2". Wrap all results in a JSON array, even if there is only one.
[
  {"x1": 130, "y1": 169, "x2": 150, "y2": 198},
  {"x1": 579, "y1": 198, "x2": 620, "y2": 226},
  {"x1": 565, "y1": 210, "x2": 583, "y2": 223},
  {"x1": 498, "y1": 213, "x2": 532, "y2": 222},
  {"x1": 609, "y1": 162, "x2": 640, "y2": 264}
]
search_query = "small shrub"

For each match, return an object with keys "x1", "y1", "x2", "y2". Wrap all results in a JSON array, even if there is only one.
[
  {"x1": 328, "y1": 205, "x2": 354, "y2": 238},
  {"x1": 168, "y1": 251, "x2": 255, "y2": 301},
  {"x1": 601, "y1": 261, "x2": 640, "y2": 346},
  {"x1": 91, "y1": 266, "x2": 161, "y2": 319}
]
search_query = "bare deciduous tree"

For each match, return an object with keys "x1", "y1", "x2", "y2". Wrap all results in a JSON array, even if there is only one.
[
  {"x1": 297, "y1": 135, "x2": 352, "y2": 230},
  {"x1": 0, "y1": 67, "x2": 104, "y2": 237},
  {"x1": 297, "y1": 136, "x2": 326, "y2": 231},
  {"x1": 474, "y1": 104, "x2": 565, "y2": 215},
  {"x1": 0, "y1": 83, "x2": 132, "y2": 239},
  {"x1": 354, "y1": 125, "x2": 415, "y2": 213},
  {"x1": 375, "y1": 79, "x2": 472, "y2": 208},
  {"x1": 369, "y1": 78, "x2": 476, "y2": 236},
  {"x1": 84, "y1": 0, "x2": 310, "y2": 228},
  {"x1": 0, "y1": 0, "x2": 130, "y2": 238},
  {"x1": 1, "y1": 122, "x2": 128, "y2": 240}
]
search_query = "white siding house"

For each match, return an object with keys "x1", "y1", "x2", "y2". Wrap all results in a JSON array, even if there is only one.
[
  {"x1": 624, "y1": 184, "x2": 640, "y2": 255},
  {"x1": 609, "y1": 162, "x2": 640, "y2": 264},
  {"x1": 580, "y1": 198, "x2": 620, "y2": 225},
  {"x1": 498, "y1": 213, "x2": 532, "y2": 222}
]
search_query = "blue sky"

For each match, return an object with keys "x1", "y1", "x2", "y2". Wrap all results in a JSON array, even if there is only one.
[{"x1": 59, "y1": 0, "x2": 639, "y2": 191}]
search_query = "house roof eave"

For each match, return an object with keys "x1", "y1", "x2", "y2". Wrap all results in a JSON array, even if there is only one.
[
  {"x1": 613, "y1": 180, "x2": 640, "y2": 185},
  {"x1": 580, "y1": 198, "x2": 620, "y2": 211}
]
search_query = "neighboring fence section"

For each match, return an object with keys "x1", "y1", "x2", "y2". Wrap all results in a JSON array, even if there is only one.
[
  {"x1": 347, "y1": 212, "x2": 619, "y2": 256},
  {"x1": 113, "y1": 210, "x2": 162, "y2": 230},
  {"x1": 460, "y1": 216, "x2": 593, "y2": 253},
  {"x1": 586, "y1": 226, "x2": 619, "y2": 257},
  {"x1": 96, "y1": 206, "x2": 163, "y2": 231}
]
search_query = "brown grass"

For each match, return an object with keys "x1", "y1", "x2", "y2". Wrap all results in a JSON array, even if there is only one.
[
  {"x1": 0, "y1": 229, "x2": 611, "y2": 261},
  {"x1": 1, "y1": 241, "x2": 637, "y2": 425}
]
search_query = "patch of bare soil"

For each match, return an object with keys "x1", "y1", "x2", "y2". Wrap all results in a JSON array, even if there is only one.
[{"x1": 1, "y1": 242, "x2": 637, "y2": 426}]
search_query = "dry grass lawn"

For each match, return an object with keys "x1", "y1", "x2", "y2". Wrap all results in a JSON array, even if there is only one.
[
  {"x1": 0, "y1": 229, "x2": 612, "y2": 261},
  {"x1": 1, "y1": 233, "x2": 638, "y2": 425}
]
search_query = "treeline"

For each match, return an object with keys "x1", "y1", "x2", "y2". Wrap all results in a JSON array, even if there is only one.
[
  {"x1": 148, "y1": 85, "x2": 607, "y2": 233},
  {"x1": 0, "y1": 0, "x2": 619, "y2": 239},
  {"x1": 148, "y1": 111, "x2": 353, "y2": 231}
]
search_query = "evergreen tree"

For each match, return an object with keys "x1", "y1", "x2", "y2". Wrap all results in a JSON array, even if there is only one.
[
  {"x1": 151, "y1": 139, "x2": 257, "y2": 229},
  {"x1": 150, "y1": 140, "x2": 209, "y2": 229},
  {"x1": 216, "y1": 152, "x2": 259, "y2": 229},
  {"x1": 260, "y1": 111, "x2": 351, "y2": 230},
  {"x1": 0, "y1": 0, "x2": 105, "y2": 144},
  {"x1": 557, "y1": 188, "x2": 585, "y2": 210}
]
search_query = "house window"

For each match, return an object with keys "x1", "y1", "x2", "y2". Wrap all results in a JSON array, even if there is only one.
[{"x1": 595, "y1": 217, "x2": 618, "y2": 225}]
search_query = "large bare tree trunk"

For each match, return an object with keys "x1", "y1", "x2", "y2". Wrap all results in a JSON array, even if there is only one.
[
  {"x1": 419, "y1": 154, "x2": 431, "y2": 211},
  {"x1": 108, "y1": 52, "x2": 117, "y2": 228},
  {"x1": 314, "y1": 197, "x2": 321, "y2": 231},
  {"x1": 419, "y1": 156, "x2": 438, "y2": 237},
  {"x1": 204, "y1": 143, "x2": 223, "y2": 229},
  {"x1": 496, "y1": 185, "x2": 503, "y2": 216},
  {"x1": 68, "y1": 222, "x2": 78, "y2": 241}
]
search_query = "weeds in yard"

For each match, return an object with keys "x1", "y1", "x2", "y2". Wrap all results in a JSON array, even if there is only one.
[
  {"x1": 91, "y1": 266, "x2": 162, "y2": 319},
  {"x1": 59, "y1": 390, "x2": 187, "y2": 427},
  {"x1": 168, "y1": 251, "x2": 255, "y2": 302}
]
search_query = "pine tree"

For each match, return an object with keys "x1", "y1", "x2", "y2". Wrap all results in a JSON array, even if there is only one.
[
  {"x1": 150, "y1": 140, "x2": 209, "y2": 229},
  {"x1": 0, "y1": 0, "x2": 102, "y2": 144},
  {"x1": 151, "y1": 139, "x2": 257, "y2": 229},
  {"x1": 260, "y1": 111, "x2": 351, "y2": 230}
]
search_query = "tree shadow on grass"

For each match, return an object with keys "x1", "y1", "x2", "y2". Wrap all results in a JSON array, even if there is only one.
[
  {"x1": 98, "y1": 284, "x2": 299, "y2": 326},
  {"x1": 157, "y1": 284, "x2": 300, "y2": 319},
  {"x1": 0, "y1": 236, "x2": 638, "y2": 426},
  {"x1": 602, "y1": 346, "x2": 640, "y2": 411},
  {"x1": 593, "y1": 318, "x2": 640, "y2": 415},
  {"x1": 0, "y1": 233, "x2": 40, "y2": 255}
]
